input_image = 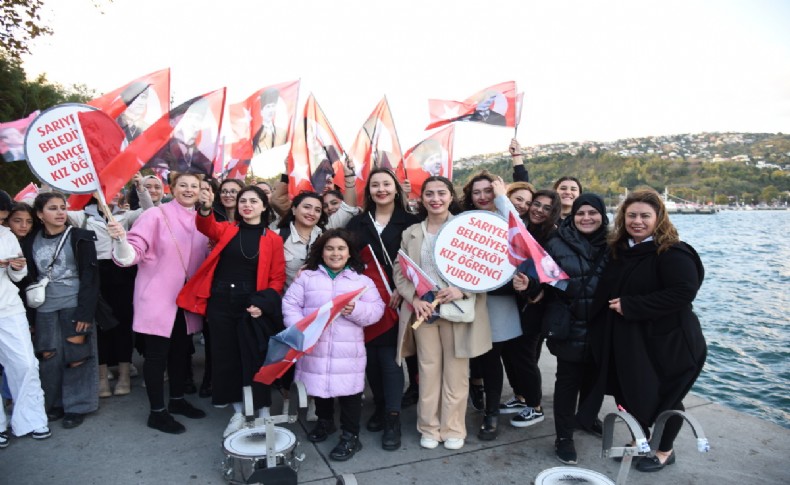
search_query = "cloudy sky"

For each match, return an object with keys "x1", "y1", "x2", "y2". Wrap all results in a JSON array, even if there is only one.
[{"x1": 21, "y1": 0, "x2": 790, "y2": 176}]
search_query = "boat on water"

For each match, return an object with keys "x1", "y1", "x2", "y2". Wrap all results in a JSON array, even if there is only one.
[{"x1": 663, "y1": 188, "x2": 717, "y2": 215}]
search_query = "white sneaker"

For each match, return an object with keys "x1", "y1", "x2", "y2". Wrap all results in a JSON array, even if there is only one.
[
  {"x1": 129, "y1": 364, "x2": 139, "y2": 377},
  {"x1": 420, "y1": 436, "x2": 439, "y2": 449},
  {"x1": 107, "y1": 370, "x2": 115, "y2": 381},
  {"x1": 443, "y1": 437, "x2": 464, "y2": 450},
  {"x1": 223, "y1": 413, "x2": 244, "y2": 438}
]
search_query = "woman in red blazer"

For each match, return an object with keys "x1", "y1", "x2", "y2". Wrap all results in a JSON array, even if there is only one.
[{"x1": 178, "y1": 184, "x2": 285, "y2": 438}]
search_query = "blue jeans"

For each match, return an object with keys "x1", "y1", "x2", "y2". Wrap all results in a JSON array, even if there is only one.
[{"x1": 34, "y1": 307, "x2": 99, "y2": 414}]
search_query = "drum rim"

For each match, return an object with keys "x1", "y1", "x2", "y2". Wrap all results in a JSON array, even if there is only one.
[{"x1": 223, "y1": 426, "x2": 297, "y2": 458}]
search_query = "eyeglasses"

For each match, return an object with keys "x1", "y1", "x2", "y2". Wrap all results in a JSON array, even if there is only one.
[
  {"x1": 220, "y1": 190, "x2": 238, "y2": 196},
  {"x1": 530, "y1": 201, "x2": 553, "y2": 213}
]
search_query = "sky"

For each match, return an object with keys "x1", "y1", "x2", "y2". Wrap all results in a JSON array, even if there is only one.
[{"x1": 20, "y1": 0, "x2": 790, "y2": 177}]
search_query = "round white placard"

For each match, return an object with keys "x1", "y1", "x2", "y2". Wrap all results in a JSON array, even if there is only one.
[
  {"x1": 433, "y1": 210, "x2": 516, "y2": 292},
  {"x1": 24, "y1": 103, "x2": 100, "y2": 194}
]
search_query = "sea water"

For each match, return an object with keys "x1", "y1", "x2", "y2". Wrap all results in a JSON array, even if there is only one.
[{"x1": 672, "y1": 210, "x2": 789, "y2": 428}]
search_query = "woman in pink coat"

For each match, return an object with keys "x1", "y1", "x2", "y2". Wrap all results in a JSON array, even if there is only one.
[
  {"x1": 282, "y1": 229, "x2": 384, "y2": 462},
  {"x1": 108, "y1": 172, "x2": 210, "y2": 434}
]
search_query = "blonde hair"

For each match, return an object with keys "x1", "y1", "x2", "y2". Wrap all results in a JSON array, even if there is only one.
[
  {"x1": 507, "y1": 181, "x2": 535, "y2": 198},
  {"x1": 608, "y1": 188, "x2": 678, "y2": 258},
  {"x1": 168, "y1": 171, "x2": 205, "y2": 186}
]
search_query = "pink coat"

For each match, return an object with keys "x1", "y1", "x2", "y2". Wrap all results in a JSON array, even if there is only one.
[
  {"x1": 282, "y1": 267, "x2": 385, "y2": 398},
  {"x1": 115, "y1": 201, "x2": 209, "y2": 337}
]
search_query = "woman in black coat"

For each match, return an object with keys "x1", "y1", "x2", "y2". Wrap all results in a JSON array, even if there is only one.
[
  {"x1": 345, "y1": 167, "x2": 419, "y2": 451},
  {"x1": 542, "y1": 193, "x2": 609, "y2": 465},
  {"x1": 578, "y1": 188, "x2": 706, "y2": 473}
]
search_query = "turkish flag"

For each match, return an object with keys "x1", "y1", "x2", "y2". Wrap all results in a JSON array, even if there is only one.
[
  {"x1": 88, "y1": 68, "x2": 170, "y2": 141},
  {"x1": 219, "y1": 80, "x2": 300, "y2": 179},
  {"x1": 78, "y1": 89, "x2": 225, "y2": 207},
  {"x1": 287, "y1": 93, "x2": 345, "y2": 197},
  {"x1": 426, "y1": 81, "x2": 518, "y2": 130},
  {"x1": 14, "y1": 182, "x2": 39, "y2": 202},
  {"x1": 66, "y1": 110, "x2": 128, "y2": 210},
  {"x1": 254, "y1": 287, "x2": 367, "y2": 385},
  {"x1": 348, "y1": 96, "x2": 404, "y2": 201},
  {"x1": 507, "y1": 211, "x2": 569, "y2": 288},
  {"x1": 404, "y1": 125, "x2": 455, "y2": 197},
  {"x1": 397, "y1": 250, "x2": 437, "y2": 297},
  {"x1": 360, "y1": 245, "x2": 398, "y2": 343}
]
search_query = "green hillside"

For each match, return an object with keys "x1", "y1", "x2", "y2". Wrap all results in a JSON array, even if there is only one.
[{"x1": 454, "y1": 134, "x2": 790, "y2": 205}]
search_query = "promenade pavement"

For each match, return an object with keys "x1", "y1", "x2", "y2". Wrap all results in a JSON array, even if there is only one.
[{"x1": 1, "y1": 339, "x2": 787, "y2": 485}]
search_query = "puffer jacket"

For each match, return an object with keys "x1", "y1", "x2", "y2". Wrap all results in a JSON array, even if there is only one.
[
  {"x1": 542, "y1": 219, "x2": 607, "y2": 363},
  {"x1": 282, "y1": 266, "x2": 385, "y2": 398}
]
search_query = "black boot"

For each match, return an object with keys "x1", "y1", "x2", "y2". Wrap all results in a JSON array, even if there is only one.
[
  {"x1": 308, "y1": 419, "x2": 337, "y2": 443},
  {"x1": 401, "y1": 384, "x2": 419, "y2": 408},
  {"x1": 329, "y1": 431, "x2": 362, "y2": 461},
  {"x1": 381, "y1": 413, "x2": 401, "y2": 451},
  {"x1": 366, "y1": 407, "x2": 385, "y2": 432},
  {"x1": 477, "y1": 413, "x2": 498, "y2": 441}
]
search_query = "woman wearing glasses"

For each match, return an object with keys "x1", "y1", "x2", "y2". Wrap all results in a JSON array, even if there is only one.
[{"x1": 213, "y1": 179, "x2": 245, "y2": 222}]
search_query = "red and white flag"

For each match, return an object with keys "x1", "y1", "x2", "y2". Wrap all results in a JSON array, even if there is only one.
[
  {"x1": 397, "y1": 250, "x2": 437, "y2": 297},
  {"x1": 13, "y1": 182, "x2": 39, "y2": 202},
  {"x1": 360, "y1": 245, "x2": 398, "y2": 343},
  {"x1": 75, "y1": 89, "x2": 226, "y2": 207},
  {"x1": 254, "y1": 287, "x2": 367, "y2": 385},
  {"x1": 221, "y1": 80, "x2": 300, "y2": 179},
  {"x1": 507, "y1": 211, "x2": 569, "y2": 288},
  {"x1": 0, "y1": 111, "x2": 39, "y2": 162},
  {"x1": 404, "y1": 125, "x2": 455, "y2": 197},
  {"x1": 88, "y1": 68, "x2": 170, "y2": 141},
  {"x1": 515, "y1": 92, "x2": 525, "y2": 127},
  {"x1": 287, "y1": 93, "x2": 345, "y2": 197},
  {"x1": 426, "y1": 81, "x2": 518, "y2": 130},
  {"x1": 349, "y1": 96, "x2": 404, "y2": 200}
]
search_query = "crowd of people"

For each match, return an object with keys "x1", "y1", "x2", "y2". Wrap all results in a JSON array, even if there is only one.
[{"x1": 0, "y1": 139, "x2": 706, "y2": 473}]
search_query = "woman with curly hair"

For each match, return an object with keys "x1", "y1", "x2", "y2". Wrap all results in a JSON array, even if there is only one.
[{"x1": 579, "y1": 188, "x2": 707, "y2": 473}]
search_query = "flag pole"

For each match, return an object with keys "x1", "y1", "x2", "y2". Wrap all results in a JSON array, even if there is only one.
[
  {"x1": 72, "y1": 114, "x2": 116, "y2": 223},
  {"x1": 411, "y1": 299, "x2": 440, "y2": 330},
  {"x1": 385, "y1": 95, "x2": 408, "y2": 180}
]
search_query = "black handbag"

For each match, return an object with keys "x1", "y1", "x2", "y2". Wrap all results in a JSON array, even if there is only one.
[{"x1": 94, "y1": 294, "x2": 120, "y2": 331}]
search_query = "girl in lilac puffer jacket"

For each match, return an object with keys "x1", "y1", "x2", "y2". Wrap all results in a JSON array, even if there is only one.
[{"x1": 282, "y1": 229, "x2": 384, "y2": 461}]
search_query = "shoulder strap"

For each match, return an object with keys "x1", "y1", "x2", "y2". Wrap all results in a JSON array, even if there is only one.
[
  {"x1": 159, "y1": 207, "x2": 189, "y2": 280},
  {"x1": 367, "y1": 212, "x2": 394, "y2": 269},
  {"x1": 46, "y1": 227, "x2": 73, "y2": 275},
  {"x1": 278, "y1": 223, "x2": 291, "y2": 242}
]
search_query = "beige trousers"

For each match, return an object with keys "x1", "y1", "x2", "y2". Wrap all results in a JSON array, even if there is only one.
[{"x1": 414, "y1": 319, "x2": 469, "y2": 441}]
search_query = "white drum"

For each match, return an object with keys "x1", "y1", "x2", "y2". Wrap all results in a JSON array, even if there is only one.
[
  {"x1": 221, "y1": 426, "x2": 299, "y2": 484},
  {"x1": 535, "y1": 467, "x2": 614, "y2": 485}
]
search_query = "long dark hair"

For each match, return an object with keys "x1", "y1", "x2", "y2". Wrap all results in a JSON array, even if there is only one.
[
  {"x1": 277, "y1": 191, "x2": 328, "y2": 230},
  {"x1": 417, "y1": 176, "x2": 462, "y2": 220},
  {"x1": 213, "y1": 178, "x2": 245, "y2": 219},
  {"x1": 528, "y1": 189, "x2": 561, "y2": 245},
  {"x1": 553, "y1": 176, "x2": 583, "y2": 194},
  {"x1": 363, "y1": 167, "x2": 408, "y2": 213},
  {"x1": 9, "y1": 203, "x2": 39, "y2": 235},
  {"x1": 234, "y1": 185, "x2": 273, "y2": 224},
  {"x1": 303, "y1": 228, "x2": 364, "y2": 274},
  {"x1": 33, "y1": 192, "x2": 68, "y2": 215},
  {"x1": 460, "y1": 171, "x2": 495, "y2": 211}
]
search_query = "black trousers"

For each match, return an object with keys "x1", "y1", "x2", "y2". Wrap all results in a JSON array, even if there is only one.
[
  {"x1": 206, "y1": 281, "x2": 270, "y2": 408},
  {"x1": 97, "y1": 261, "x2": 135, "y2": 366},
  {"x1": 143, "y1": 310, "x2": 190, "y2": 410},
  {"x1": 470, "y1": 341, "x2": 505, "y2": 415},
  {"x1": 554, "y1": 358, "x2": 597, "y2": 439},
  {"x1": 365, "y1": 344, "x2": 403, "y2": 414},
  {"x1": 502, "y1": 325, "x2": 544, "y2": 407},
  {"x1": 314, "y1": 393, "x2": 363, "y2": 435}
]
